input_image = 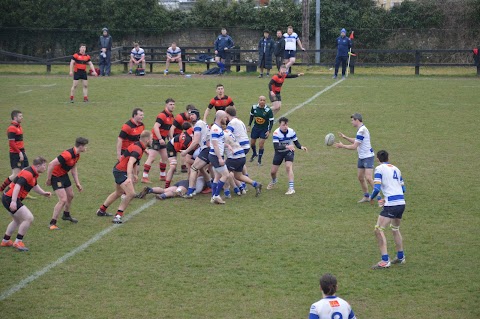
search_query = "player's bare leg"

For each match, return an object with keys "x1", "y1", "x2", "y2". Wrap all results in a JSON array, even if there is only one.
[
  {"x1": 7, "y1": 206, "x2": 34, "y2": 251},
  {"x1": 142, "y1": 149, "x2": 158, "y2": 183},
  {"x1": 271, "y1": 101, "x2": 282, "y2": 115},
  {"x1": 70, "y1": 80, "x2": 79, "y2": 101},
  {"x1": 165, "y1": 156, "x2": 177, "y2": 188},
  {"x1": 285, "y1": 161, "x2": 295, "y2": 194},
  {"x1": 390, "y1": 218, "x2": 405, "y2": 264},
  {"x1": 267, "y1": 164, "x2": 280, "y2": 189},
  {"x1": 285, "y1": 57, "x2": 296, "y2": 72},
  {"x1": 49, "y1": 187, "x2": 75, "y2": 229},
  {"x1": 82, "y1": 80, "x2": 88, "y2": 102},
  {"x1": 357, "y1": 168, "x2": 373, "y2": 202},
  {"x1": 372, "y1": 216, "x2": 391, "y2": 269}
]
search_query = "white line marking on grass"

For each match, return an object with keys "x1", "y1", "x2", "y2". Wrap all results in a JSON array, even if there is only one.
[
  {"x1": 16, "y1": 83, "x2": 57, "y2": 87},
  {"x1": 18, "y1": 90, "x2": 33, "y2": 94},
  {"x1": 143, "y1": 84, "x2": 186, "y2": 87},
  {"x1": 0, "y1": 198, "x2": 156, "y2": 301},
  {"x1": 279, "y1": 78, "x2": 345, "y2": 120}
]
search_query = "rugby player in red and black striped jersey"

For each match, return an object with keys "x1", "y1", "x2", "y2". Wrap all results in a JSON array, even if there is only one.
[
  {"x1": 69, "y1": 44, "x2": 97, "y2": 103},
  {"x1": 45, "y1": 137, "x2": 89, "y2": 230},
  {"x1": 1, "y1": 157, "x2": 51, "y2": 251},
  {"x1": 142, "y1": 98, "x2": 175, "y2": 184},
  {"x1": 117, "y1": 108, "x2": 145, "y2": 161},
  {"x1": 203, "y1": 84, "x2": 235, "y2": 123},
  {"x1": 0, "y1": 110, "x2": 33, "y2": 197},
  {"x1": 165, "y1": 123, "x2": 194, "y2": 188},
  {"x1": 169, "y1": 104, "x2": 196, "y2": 173},
  {"x1": 97, "y1": 131, "x2": 152, "y2": 224},
  {"x1": 268, "y1": 65, "x2": 303, "y2": 115}
]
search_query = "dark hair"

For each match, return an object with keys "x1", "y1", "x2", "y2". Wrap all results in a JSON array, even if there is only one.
[
  {"x1": 79, "y1": 43, "x2": 86, "y2": 47},
  {"x1": 182, "y1": 122, "x2": 192, "y2": 130},
  {"x1": 75, "y1": 137, "x2": 89, "y2": 147},
  {"x1": 263, "y1": 30, "x2": 270, "y2": 34},
  {"x1": 32, "y1": 156, "x2": 47, "y2": 166},
  {"x1": 278, "y1": 117, "x2": 288, "y2": 124},
  {"x1": 287, "y1": 25, "x2": 293, "y2": 29},
  {"x1": 189, "y1": 109, "x2": 200, "y2": 120},
  {"x1": 216, "y1": 84, "x2": 224, "y2": 88},
  {"x1": 11, "y1": 110, "x2": 22, "y2": 120},
  {"x1": 277, "y1": 30, "x2": 282, "y2": 33},
  {"x1": 377, "y1": 150, "x2": 389, "y2": 163},
  {"x1": 225, "y1": 106, "x2": 236, "y2": 117},
  {"x1": 186, "y1": 104, "x2": 196, "y2": 111},
  {"x1": 320, "y1": 273, "x2": 337, "y2": 296},
  {"x1": 132, "y1": 108, "x2": 143, "y2": 117},
  {"x1": 165, "y1": 98, "x2": 175, "y2": 104}
]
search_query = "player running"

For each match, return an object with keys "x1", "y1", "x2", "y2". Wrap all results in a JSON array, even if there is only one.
[
  {"x1": 46, "y1": 137, "x2": 89, "y2": 230},
  {"x1": 69, "y1": 43, "x2": 97, "y2": 103},
  {"x1": 142, "y1": 98, "x2": 175, "y2": 183},
  {"x1": 96, "y1": 131, "x2": 153, "y2": 223},
  {"x1": 248, "y1": 96, "x2": 274, "y2": 166},
  {"x1": 370, "y1": 150, "x2": 407, "y2": 270},
  {"x1": 269, "y1": 65, "x2": 303, "y2": 115},
  {"x1": 1, "y1": 157, "x2": 51, "y2": 251},
  {"x1": 267, "y1": 117, "x2": 307, "y2": 195}
]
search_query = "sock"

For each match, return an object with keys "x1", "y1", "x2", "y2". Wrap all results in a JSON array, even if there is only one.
[
  {"x1": 224, "y1": 189, "x2": 231, "y2": 197},
  {"x1": 50, "y1": 219, "x2": 57, "y2": 225},
  {"x1": 289, "y1": 181, "x2": 294, "y2": 189},
  {"x1": 160, "y1": 163, "x2": 167, "y2": 174},
  {"x1": 143, "y1": 164, "x2": 151, "y2": 177},
  {"x1": 63, "y1": 211, "x2": 70, "y2": 217},
  {"x1": 165, "y1": 180, "x2": 171, "y2": 188},
  {"x1": 100, "y1": 204, "x2": 108, "y2": 212},
  {"x1": 258, "y1": 148, "x2": 264, "y2": 162},
  {"x1": 116, "y1": 210, "x2": 124, "y2": 217},
  {"x1": 397, "y1": 251, "x2": 404, "y2": 260},
  {"x1": 233, "y1": 187, "x2": 240, "y2": 194},
  {"x1": 251, "y1": 145, "x2": 257, "y2": 156},
  {"x1": 70, "y1": 95, "x2": 74, "y2": 100},
  {"x1": 16, "y1": 234, "x2": 24, "y2": 242},
  {"x1": 364, "y1": 192, "x2": 370, "y2": 198},
  {"x1": 0, "y1": 177, "x2": 11, "y2": 191},
  {"x1": 252, "y1": 181, "x2": 258, "y2": 187},
  {"x1": 241, "y1": 182, "x2": 246, "y2": 189},
  {"x1": 215, "y1": 181, "x2": 225, "y2": 196},
  {"x1": 3, "y1": 235, "x2": 11, "y2": 241},
  {"x1": 159, "y1": 193, "x2": 167, "y2": 200},
  {"x1": 211, "y1": 182, "x2": 218, "y2": 197},
  {"x1": 272, "y1": 178, "x2": 277, "y2": 184},
  {"x1": 146, "y1": 187, "x2": 153, "y2": 194},
  {"x1": 382, "y1": 254, "x2": 389, "y2": 262},
  {"x1": 83, "y1": 96, "x2": 88, "y2": 101},
  {"x1": 187, "y1": 187, "x2": 195, "y2": 195}
]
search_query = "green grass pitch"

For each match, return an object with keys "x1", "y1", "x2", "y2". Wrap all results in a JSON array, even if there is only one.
[{"x1": 0, "y1": 71, "x2": 479, "y2": 318}]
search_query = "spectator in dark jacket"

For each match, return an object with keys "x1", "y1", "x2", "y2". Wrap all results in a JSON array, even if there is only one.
[
  {"x1": 273, "y1": 30, "x2": 285, "y2": 72},
  {"x1": 258, "y1": 30, "x2": 275, "y2": 78},
  {"x1": 333, "y1": 28, "x2": 351, "y2": 79},
  {"x1": 99, "y1": 27, "x2": 112, "y2": 76},
  {"x1": 214, "y1": 28, "x2": 234, "y2": 74}
]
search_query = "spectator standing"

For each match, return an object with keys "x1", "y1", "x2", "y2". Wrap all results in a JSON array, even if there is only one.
[
  {"x1": 258, "y1": 30, "x2": 274, "y2": 78},
  {"x1": 99, "y1": 27, "x2": 112, "y2": 76},
  {"x1": 333, "y1": 28, "x2": 351, "y2": 79},
  {"x1": 214, "y1": 28, "x2": 234, "y2": 74},
  {"x1": 273, "y1": 30, "x2": 285, "y2": 72}
]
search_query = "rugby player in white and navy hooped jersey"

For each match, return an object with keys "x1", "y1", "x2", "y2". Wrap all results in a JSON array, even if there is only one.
[
  {"x1": 207, "y1": 110, "x2": 229, "y2": 204},
  {"x1": 369, "y1": 150, "x2": 407, "y2": 270},
  {"x1": 283, "y1": 25, "x2": 305, "y2": 74},
  {"x1": 309, "y1": 273, "x2": 356, "y2": 319},
  {"x1": 335, "y1": 113, "x2": 375, "y2": 203},
  {"x1": 129, "y1": 43, "x2": 145, "y2": 74},
  {"x1": 165, "y1": 42, "x2": 183, "y2": 75},
  {"x1": 267, "y1": 117, "x2": 307, "y2": 195}
]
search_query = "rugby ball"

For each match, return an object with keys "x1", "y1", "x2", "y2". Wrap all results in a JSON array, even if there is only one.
[{"x1": 325, "y1": 133, "x2": 335, "y2": 146}]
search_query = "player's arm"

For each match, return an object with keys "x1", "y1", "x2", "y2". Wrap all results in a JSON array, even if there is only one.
[
  {"x1": 139, "y1": 53, "x2": 145, "y2": 63},
  {"x1": 203, "y1": 107, "x2": 211, "y2": 123},
  {"x1": 296, "y1": 38, "x2": 305, "y2": 51},
  {"x1": 7, "y1": 131, "x2": 22, "y2": 156},
  {"x1": 268, "y1": 79, "x2": 276, "y2": 97},
  {"x1": 127, "y1": 157, "x2": 138, "y2": 181},
  {"x1": 70, "y1": 164, "x2": 82, "y2": 191},
  {"x1": 169, "y1": 123, "x2": 177, "y2": 140},
  {"x1": 32, "y1": 184, "x2": 51, "y2": 197},
  {"x1": 335, "y1": 140, "x2": 360, "y2": 150},
  {"x1": 116, "y1": 137, "x2": 123, "y2": 160},
  {"x1": 369, "y1": 171, "x2": 382, "y2": 201},
  {"x1": 338, "y1": 132, "x2": 355, "y2": 144},
  {"x1": 248, "y1": 113, "x2": 254, "y2": 127},
  {"x1": 45, "y1": 157, "x2": 60, "y2": 186},
  {"x1": 286, "y1": 73, "x2": 304, "y2": 78},
  {"x1": 69, "y1": 58, "x2": 75, "y2": 76},
  {"x1": 88, "y1": 61, "x2": 97, "y2": 76},
  {"x1": 227, "y1": 36, "x2": 234, "y2": 49},
  {"x1": 293, "y1": 139, "x2": 307, "y2": 151}
]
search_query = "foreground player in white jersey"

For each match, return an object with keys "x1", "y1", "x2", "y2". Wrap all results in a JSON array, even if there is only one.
[
  {"x1": 225, "y1": 106, "x2": 250, "y2": 155},
  {"x1": 267, "y1": 117, "x2": 307, "y2": 195},
  {"x1": 369, "y1": 150, "x2": 406, "y2": 270},
  {"x1": 208, "y1": 110, "x2": 229, "y2": 204},
  {"x1": 335, "y1": 113, "x2": 375, "y2": 203},
  {"x1": 283, "y1": 25, "x2": 305, "y2": 73},
  {"x1": 309, "y1": 273, "x2": 356, "y2": 319}
]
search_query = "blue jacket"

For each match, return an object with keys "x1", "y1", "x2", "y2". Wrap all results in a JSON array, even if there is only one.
[
  {"x1": 215, "y1": 34, "x2": 234, "y2": 52},
  {"x1": 336, "y1": 36, "x2": 351, "y2": 57}
]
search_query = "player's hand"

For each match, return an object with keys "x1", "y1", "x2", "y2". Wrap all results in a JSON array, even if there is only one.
[
  {"x1": 46, "y1": 179, "x2": 52, "y2": 186},
  {"x1": 334, "y1": 142, "x2": 344, "y2": 149},
  {"x1": 19, "y1": 152, "x2": 24, "y2": 162},
  {"x1": 76, "y1": 183, "x2": 83, "y2": 192},
  {"x1": 133, "y1": 175, "x2": 138, "y2": 184},
  {"x1": 43, "y1": 192, "x2": 52, "y2": 198},
  {"x1": 214, "y1": 50, "x2": 218, "y2": 55},
  {"x1": 9, "y1": 201, "x2": 17, "y2": 212},
  {"x1": 270, "y1": 91, "x2": 275, "y2": 97},
  {"x1": 219, "y1": 158, "x2": 225, "y2": 166},
  {"x1": 301, "y1": 146, "x2": 308, "y2": 152},
  {"x1": 69, "y1": 71, "x2": 73, "y2": 76},
  {"x1": 287, "y1": 145, "x2": 295, "y2": 151},
  {"x1": 247, "y1": 126, "x2": 251, "y2": 132},
  {"x1": 159, "y1": 139, "x2": 166, "y2": 146},
  {"x1": 265, "y1": 131, "x2": 270, "y2": 138},
  {"x1": 298, "y1": 73, "x2": 305, "y2": 76},
  {"x1": 302, "y1": 48, "x2": 306, "y2": 51},
  {"x1": 338, "y1": 132, "x2": 347, "y2": 139},
  {"x1": 92, "y1": 72, "x2": 98, "y2": 77},
  {"x1": 369, "y1": 198, "x2": 375, "y2": 205},
  {"x1": 180, "y1": 150, "x2": 187, "y2": 157}
]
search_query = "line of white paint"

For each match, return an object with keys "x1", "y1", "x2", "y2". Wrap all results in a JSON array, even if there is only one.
[
  {"x1": 279, "y1": 78, "x2": 345, "y2": 120},
  {"x1": 0, "y1": 198, "x2": 156, "y2": 301},
  {"x1": 16, "y1": 83, "x2": 57, "y2": 87},
  {"x1": 143, "y1": 84, "x2": 186, "y2": 87},
  {"x1": 0, "y1": 78, "x2": 344, "y2": 301},
  {"x1": 18, "y1": 90, "x2": 33, "y2": 94}
]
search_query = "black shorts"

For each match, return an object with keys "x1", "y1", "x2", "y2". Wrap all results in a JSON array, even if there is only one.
[
  {"x1": 74, "y1": 70, "x2": 88, "y2": 80},
  {"x1": 197, "y1": 148, "x2": 210, "y2": 163},
  {"x1": 51, "y1": 174, "x2": 72, "y2": 190},
  {"x1": 112, "y1": 168, "x2": 128, "y2": 185},
  {"x1": 216, "y1": 51, "x2": 227, "y2": 60},
  {"x1": 284, "y1": 50, "x2": 297, "y2": 59},
  {"x1": 208, "y1": 154, "x2": 224, "y2": 169},
  {"x1": 269, "y1": 93, "x2": 281, "y2": 103},
  {"x1": 251, "y1": 126, "x2": 269, "y2": 140},
  {"x1": 272, "y1": 150, "x2": 294, "y2": 166},
  {"x1": 2, "y1": 194, "x2": 23, "y2": 214},
  {"x1": 9, "y1": 150, "x2": 29, "y2": 169},
  {"x1": 152, "y1": 139, "x2": 167, "y2": 151},
  {"x1": 380, "y1": 205, "x2": 405, "y2": 219},
  {"x1": 174, "y1": 180, "x2": 189, "y2": 188},
  {"x1": 226, "y1": 157, "x2": 246, "y2": 172},
  {"x1": 166, "y1": 143, "x2": 177, "y2": 158}
]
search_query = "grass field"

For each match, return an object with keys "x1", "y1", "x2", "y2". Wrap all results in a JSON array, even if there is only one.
[{"x1": 0, "y1": 71, "x2": 479, "y2": 318}]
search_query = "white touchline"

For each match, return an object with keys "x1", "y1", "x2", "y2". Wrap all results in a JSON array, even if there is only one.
[
  {"x1": 18, "y1": 90, "x2": 33, "y2": 94},
  {"x1": 0, "y1": 78, "x2": 345, "y2": 301},
  {"x1": 0, "y1": 199, "x2": 156, "y2": 301},
  {"x1": 278, "y1": 78, "x2": 345, "y2": 121}
]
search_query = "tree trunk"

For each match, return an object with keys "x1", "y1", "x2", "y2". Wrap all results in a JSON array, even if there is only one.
[{"x1": 302, "y1": 0, "x2": 310, "y2": 64}]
